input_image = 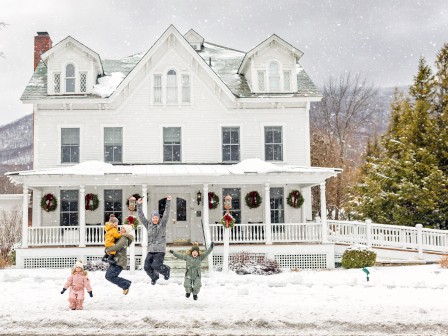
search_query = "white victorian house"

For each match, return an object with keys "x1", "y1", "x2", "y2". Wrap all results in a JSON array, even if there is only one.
[{"x1": 8, "y1": 26, "x2": 342, "y2": 270}]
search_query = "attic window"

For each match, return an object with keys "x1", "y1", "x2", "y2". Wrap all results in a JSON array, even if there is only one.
[
  {"x1": 80, "y1": 73, "x2": 87, "y2": 93},
  {"x1": 167, "y1": 70, "x2": 177, "y2": 103},
  {"x1": 269, "y1": 61, "x2": 280, "y2": 92},
  {"x1": 54, "y1": 73, "x2": 61, "y2": 93},
  {"x1": 65, "y1": 64, "x2": 75, "y2": 93}
]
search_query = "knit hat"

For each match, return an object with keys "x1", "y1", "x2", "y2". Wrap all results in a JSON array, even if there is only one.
[
  {"x1": 74, "y1": 260, "x2": 84, "y2": 269},
  {"x1": 150, "y1": 210, "x2": 160, "y2": 219},
  {"x1": 122, "y1": 224, "x2": 134, "y2": 235},
  {"x1": 109, "y1": 214, "x2": 118, "y2": 223},
  {"x1": 189, "y1": 242, "x2": 200, "y2": 254}
]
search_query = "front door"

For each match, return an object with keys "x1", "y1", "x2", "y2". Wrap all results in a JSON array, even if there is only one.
[{"x1": 156, "y1": 193, "x2": 190, "y2": 243}]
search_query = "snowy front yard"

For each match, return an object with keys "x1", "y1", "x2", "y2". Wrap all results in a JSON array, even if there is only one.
[{"x1": 1, "y1": 265, "x2": 448, "y2": 335}]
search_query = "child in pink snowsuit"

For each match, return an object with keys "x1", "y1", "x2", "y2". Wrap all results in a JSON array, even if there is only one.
[{"x1": 60, "y1": 261, "x2": 93, "y2": 310}]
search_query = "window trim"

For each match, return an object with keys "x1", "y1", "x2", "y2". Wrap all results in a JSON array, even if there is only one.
[
  {"x1": 151, "y1": 69, "x2": 192, "y2": 105},
  {"x1": 221, "y1": 126, "x2": 241, "y2": 163},
  {"x1": 59, "y1": 126, "x2": 82, "y2": 164},
  {"x1": 64, "y1": 63, "x2": 76, "y2": 93},
  {"x1": 103, "y1": 126, "x2": 124, "y2": 163},
  {"x1": 153, "y1": 74, "x2": 163, "y2": 104},
  {"x1": 261, "y1": 124, "x2": 286, "y2": 162},
  {"x1": 161, "y1": 126, "x2": 182, "y2": 163}
]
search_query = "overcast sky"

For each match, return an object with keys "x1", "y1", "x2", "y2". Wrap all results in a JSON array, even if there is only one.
[{"x1": 1, "y1": 0, "x2": 447, "y2": 125}]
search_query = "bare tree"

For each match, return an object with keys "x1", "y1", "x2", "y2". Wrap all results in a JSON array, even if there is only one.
[
  {"x1": 311, "y1": 73, "x2": 380, "y2": 219},
  {"x1": 0, "y1": 208, "x2": 22, "y2": 267}
]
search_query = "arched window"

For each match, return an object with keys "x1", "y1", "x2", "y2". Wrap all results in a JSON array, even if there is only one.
[
  {"x1": 65, "y1": 64, "x2": 75, "y2": 93},
  {"x1": 167, "y1": 69, "x2": 177, "y2": 103},
  {"x1": 268, "y1": 61, "x2": 280, "y2": 92}
]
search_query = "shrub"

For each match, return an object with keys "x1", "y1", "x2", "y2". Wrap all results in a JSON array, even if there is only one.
[
  {"x1": 439, "y1": 255, "x2": 448, "y2": 269},
  {"x1": 84, "y1": 260, "x2": 109, "y2": 271},
  {"x1": 341, "y1": 244, "x2": 376, "y2": 269},
  {"x1": 228, "y1": 251, "x2": 281, "y2": 275}
]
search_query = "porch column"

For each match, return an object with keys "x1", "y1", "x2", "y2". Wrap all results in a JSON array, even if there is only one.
[
  {"x1": 21, "y1": 185, "x2": 29, "y2": 248},
  {"x1": 79, "y1": 185, "x2": 86, "y2": 247},
  {"x1": 202, "y1": 184, "x2": 213, "y2": 273},
  {"x1": 264, "y1": 183, "x2": 272, "y2": 244},
  {"x1": 300, "y1": 187, "x2": 307, "y2": 223},
  {"x1": 141, "y1": 184, "x2": 148, "y2": 258},
  {"x1": 320, "y1": 182, "x2": 328, "y2": 243}
]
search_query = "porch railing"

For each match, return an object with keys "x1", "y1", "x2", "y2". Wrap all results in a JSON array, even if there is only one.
[
  {"x1": 327, "y1": 220, "x2": 448, "y2": 253},
  {"x1": 27, "y1": 225, "x2": 143, "y2": 247},
  {"x1": 209, "y1": 223, "x2": 322, "y2": 243}
]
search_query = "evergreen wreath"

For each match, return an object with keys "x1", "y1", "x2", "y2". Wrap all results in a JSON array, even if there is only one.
[
  {"x1": 126, "y1": 194, "x2": 142, "y2": 208},
  {"x1": 208, "y1": 192, "x2": 220, "y2": 210},
  {"x1": 287, "y1": 190, "x2": 304, "y2": 209},
  {"x1": 41, "y1": 193, "x2": 58, "y2": 212},
  {"x1": 245, "y1": 191, "x2": 262, "y2": 209},
  {"x1": 221, "y1": 213, "x2": 235, "y2": 228},
  {"x1": 85, "y1": 193, "x2": 99, "y2": 211},
  {"x1": 124, "y1": 215, "x2": 139, "y2": 229}
]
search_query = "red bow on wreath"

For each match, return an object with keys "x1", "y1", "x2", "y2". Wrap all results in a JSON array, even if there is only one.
[
  {"x1": 249, "y1": 191, "x2": 258, "y2": 207},
  {"x1": 292, "y1": 191, "x2": 300, "y2": 207},
  {"x1": 223, "y1": 213, "x2": 233, "y2": 228},
  {"x1": 45, "y1": 194, "x2": 54, "y2": 211},
  {"x1": 85, "y1": 193, "x2": 93, "y2": 210}
]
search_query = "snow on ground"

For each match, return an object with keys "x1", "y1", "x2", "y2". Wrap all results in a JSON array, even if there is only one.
[{"x1": 1, "y1": 265, "x2": 448, "y2": 336}]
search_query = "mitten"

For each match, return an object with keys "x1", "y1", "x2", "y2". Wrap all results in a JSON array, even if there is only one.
[
  {"x1": 210, "y1": 242, "x2": 215, "y2": 248},
  {"x1": 60, "y1": 288, "x2": 67, "y2": 294},
  {"x1": 169, "y1": 250, "x2": 174, "y2": 254},
  {"x1": 88, "y1": 291, "x2": 93, "y2": 298}
]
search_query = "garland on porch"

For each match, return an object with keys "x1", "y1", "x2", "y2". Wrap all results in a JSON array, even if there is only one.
[
  {"x1": 245, "y1": 191, "x2": 262, "y2": 209},
  {"x1": 124, "y1": 215, "x2": 139, "y2": 229},
  {"x1": 208, "y1": 192, "x2": 219, "y2": 210},
  {"x1": 287, "y1": 190, "x2": 304, "y2": 209},
  {"x1": 41, "y1": 193, "x2": 58, "y2": 212},
  {"x1": 85, "y1": 193, "x2": 99, "y2": 211},
  {"x1": 221, "y1": 213, "x2": 235, "y2": 228},
  {"x1": 126, "y1": 193, "x2": 142, "y2": 208}
]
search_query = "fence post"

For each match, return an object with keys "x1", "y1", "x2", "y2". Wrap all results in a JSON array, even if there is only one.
[
  {"x1": 365, "y1": 219, "x2": 372, "y2": 248},
  {"x1": 416, "y1": 224, "x2": 423, "y2": 260}
]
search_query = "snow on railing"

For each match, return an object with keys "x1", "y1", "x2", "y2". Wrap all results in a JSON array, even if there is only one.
[{"x1": 328, "y1": 220, "x2": 448, "y2": 253}]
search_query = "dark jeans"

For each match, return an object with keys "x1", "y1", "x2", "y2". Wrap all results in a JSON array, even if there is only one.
[
  {"x1": 105, "y1": 264, "x2": 131, "y2": 290},
  {"x1": 144, "y1": 252, "x2": 170, "y2": 281}
]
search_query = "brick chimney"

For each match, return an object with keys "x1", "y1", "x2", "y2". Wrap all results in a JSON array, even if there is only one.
[{"x1": 34, "y1": 32, "x2": 52, "y2": 70}]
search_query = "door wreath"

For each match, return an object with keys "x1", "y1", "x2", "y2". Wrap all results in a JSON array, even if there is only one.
[
  {"x1": 41, "y1": 193, "x2": 58, "y2": 212},
  {"x1": 245, "y1": 191, "x2": 262, "y2": 209},
  {"x1": 208, "y1": 192, "x2": 219, "y2": 209},
  {"x1": 287, "y1": 190, "x2": 304, "y2": 208},
  {"x1": 85, "y1": 193, "x2": 99, "y2": 211}
]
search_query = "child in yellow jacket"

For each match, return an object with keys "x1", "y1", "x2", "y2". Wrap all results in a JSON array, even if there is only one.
[{"x1": 102, "y1": 214, "x2": 121, "y2": 264}]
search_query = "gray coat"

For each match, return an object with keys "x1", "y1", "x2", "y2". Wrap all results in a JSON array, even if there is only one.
[{"x1": 137, "y1": 200, "x2": 171, "y2": 252}]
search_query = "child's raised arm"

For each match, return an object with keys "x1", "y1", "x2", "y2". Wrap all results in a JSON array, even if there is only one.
[{"x1": 169, "y1": 249, "x2": 188, "y2": 261}]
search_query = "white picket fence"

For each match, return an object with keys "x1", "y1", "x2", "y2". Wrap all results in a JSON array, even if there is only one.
[{"x1": 25, "y1": 221, "x2": 448, "y2": 254}]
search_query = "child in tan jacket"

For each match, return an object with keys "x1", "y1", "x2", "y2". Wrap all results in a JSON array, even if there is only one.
[
  {"x1": 102, "y1": 214, "x2": 121, "y2": 264},
  {"x1": 60, "y1": 261, "x2": 93, "y2": 310}
]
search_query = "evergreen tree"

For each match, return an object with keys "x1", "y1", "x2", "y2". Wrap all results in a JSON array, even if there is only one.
[{"x1": 350, "y1": 55, "x2": 448, "y2": 228}]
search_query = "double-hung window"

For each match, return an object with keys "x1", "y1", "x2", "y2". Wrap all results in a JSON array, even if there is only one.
[
  {"x1": 222, "y1": 127, "x2": 240, "y2": 162},
  {"x1": 181, "y1": 75, "x2": 191, "y2": 103},
  {"x1": 167, "y1": 70, "x2": 177, "y2": 103},
  {"x1": 60, "y1": 190, "x2": 79, "y2": 226},
  {"x1": 265, "y1": 126, "x2": 283, "y2": 161},
  {"x1": 65, "y1": 64, "x2": 75, "y2": 93},
  {"x1": 153, "y1": 75, "x2": 162, "y2": 103},
  {"x1": 61, "y1": 128, "x2": 80, "y2": 163},
  {"x1": 163, "y1": 127, "x2": 181, "y2": 162},
  {"x1": 104, "y1": 190, "x2": 122, "y2": 223},
  {"x1": 104, "y1": 127, "x2": 123, "y2": 163}
]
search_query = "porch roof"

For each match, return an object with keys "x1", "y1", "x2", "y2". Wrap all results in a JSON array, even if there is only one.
[{"x1": 6, "y1": 159, "x2": 342, "y2": 187}]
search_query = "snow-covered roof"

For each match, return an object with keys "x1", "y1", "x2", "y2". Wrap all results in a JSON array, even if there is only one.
[
  {"x1": 21, "y1": 26, "x2": 320, "y2": 101},
  {"x1": 6, "y1": 159, "x2": 341, "y2": 187}
]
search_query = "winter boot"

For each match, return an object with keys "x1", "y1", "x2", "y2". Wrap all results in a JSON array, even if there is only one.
[
  {"x1": 101, "y1": 253, "x2": 108, "y2": 263},
  {"x1": 151, "y1": 278, "x2": 157, "y2": 285},
  {"x1": 185, "y1": 293, "x2": 191, "y2": 298},
  {"x1": 164, "y1": 265, "x2": 171, "y2": 280},
  {"x1": 193, "y1": 294, "x2": 198, "y2": 300}
]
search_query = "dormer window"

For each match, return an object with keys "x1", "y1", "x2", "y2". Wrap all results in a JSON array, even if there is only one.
[
  {"x1": 257, "y1": 71, "x2": 265, "y2": 91},
  {"x1": 269, "y1": 61, "x2": 280, "y2": 92},
  {"x1": 65, "y1": 64, "x2": 76, "y2": 93},
  {"x1": 80, "y1": 72, "x2": 87, "y2": 93},
  {"x1": 53, "y1": 73, "x2": 61, "y2": 93},
  {"x1": 283, "y1": 71, "x2": 291, "y2": 92}
]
